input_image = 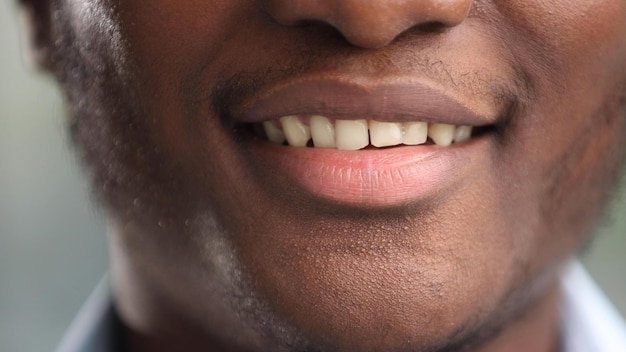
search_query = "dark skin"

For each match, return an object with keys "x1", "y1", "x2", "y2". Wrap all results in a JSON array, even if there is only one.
[{"x1": 18, "y1": 0, "x2": 626, "y2": 351}]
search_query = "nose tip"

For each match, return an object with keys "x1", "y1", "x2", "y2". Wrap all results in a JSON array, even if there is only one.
[{"x1": 261, "y1": 0, "x2": 472, "y2": 49}]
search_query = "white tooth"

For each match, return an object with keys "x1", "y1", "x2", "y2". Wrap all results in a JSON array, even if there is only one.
[
  {"x1": 335, "y1": 119, "x2": 369, "y2": 151},
  {"x1": 280, "y1": 115, "x2": 311, "y2": 147},
  {"x1": 263, "y1": 121, "x2": 285, "y2": 145},
  {"x1": 428, "y1": 123, "x2": 455, "y2": 147},
  {"x1": 454, "y1": 126, "x2": 473, "y2": 143},
  {"x1": 310, "y1": 115, "x2": 336, "y2": 148},
  {"x1": 369, "y1": 120, "x2": 403, "y2": 148},
  {"x1": 402, "y1": 121, "x2": 428, "y2": 145}
]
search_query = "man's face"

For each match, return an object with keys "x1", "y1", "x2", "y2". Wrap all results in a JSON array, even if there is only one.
[{"x1": 47, "y1": 0, "x2": 626, "y2": 351}]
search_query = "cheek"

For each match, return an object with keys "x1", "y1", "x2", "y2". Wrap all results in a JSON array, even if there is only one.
[
  {"x1": 495, "y1": 1, "x2": 626, "y2": 45},
  {"x1": 495, "y1": 0, "x2": 626, "y2": 88},
  {"x1": 115, "y1": 0, "x2": 251, "y2": 149},
  {"x1": 492, "y1": 71, "x2": 626, "y2": 284},
  {"x1": 495, "y1": 0, "x2": 626, "y2": 207},
  {"x1": 121, "y1": 0, "x2": 241, "y2": 66},
  {"x1": 473, "y1": 0, "x2": 626, "y2": 289}
]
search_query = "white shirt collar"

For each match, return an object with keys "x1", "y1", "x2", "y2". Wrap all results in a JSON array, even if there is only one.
[
  {"x1": 560, "y1": 261, "x2": 626, "y2": 352},
  {"x1": 55, "y1": 276, "x2": 123, "y2": 352}
]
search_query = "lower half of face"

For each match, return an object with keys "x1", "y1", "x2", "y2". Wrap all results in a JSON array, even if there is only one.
[{"x1": 52, "y1": 0, "x2": 626, "y2": 351}]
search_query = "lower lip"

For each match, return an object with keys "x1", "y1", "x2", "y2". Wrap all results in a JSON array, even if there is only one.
[{"x1": 243, "y1": 137, "x2": 485, "y2": 207}]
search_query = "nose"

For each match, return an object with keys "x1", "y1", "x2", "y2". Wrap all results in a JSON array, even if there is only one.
[{"x1": 260, "y1": 0, "x2": 472, "y2": 49}]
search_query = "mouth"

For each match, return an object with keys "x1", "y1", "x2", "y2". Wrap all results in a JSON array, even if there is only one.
[{"x1": 230, "y1": 76, "x2": 500, "y2": 207}]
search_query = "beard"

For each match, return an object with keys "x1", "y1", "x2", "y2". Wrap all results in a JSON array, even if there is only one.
[{"x1": 47, "y1": 1, "x2": 626, "y2": 351}]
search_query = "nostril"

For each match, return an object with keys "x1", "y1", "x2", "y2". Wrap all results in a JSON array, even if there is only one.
[
  {"x1": 259, "y1": 0, "x2": 327, "y2": 27},
  {"x1": 259, "y1": 0, "x2": 472, "y2": 49},
  {"x1": 415, "y1": 21, "x2": 450, "y2": 33}
]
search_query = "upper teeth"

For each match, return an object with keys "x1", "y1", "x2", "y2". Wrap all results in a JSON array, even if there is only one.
[{"x1": 263, "y1": 116, "x2": 473, "y2": 150}]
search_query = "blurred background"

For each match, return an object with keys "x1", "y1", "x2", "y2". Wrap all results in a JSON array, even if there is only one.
[{"x1": 1, "y1": 1, "x2": 625, "y2": 351}]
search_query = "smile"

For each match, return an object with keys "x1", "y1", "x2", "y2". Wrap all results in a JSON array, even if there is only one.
[{"x1": 233, "y1": 76, "x2": 500, "y2": 206}]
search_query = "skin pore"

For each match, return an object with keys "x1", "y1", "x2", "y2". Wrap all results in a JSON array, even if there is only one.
[{"x1": 19, "y1": 0, "x2": 626, "y2": 351}]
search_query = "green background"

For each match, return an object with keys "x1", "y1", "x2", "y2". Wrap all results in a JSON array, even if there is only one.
[{"x1": 1, "y1": 2, "x2": 624, "y2": 351}]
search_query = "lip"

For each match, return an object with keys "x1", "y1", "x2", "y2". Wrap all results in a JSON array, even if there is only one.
[
  {"x1": 244, "y1": 139, "x2": 486, "y2": 207},
  {"x1": 231, "y1": 75, "x2": 496, "y2": 207},
  {"x1": 234, "y1": 75, "x2": 497, "y2": 126}
]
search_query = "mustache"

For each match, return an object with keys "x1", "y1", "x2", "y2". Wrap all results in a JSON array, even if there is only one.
[{"x1": 178, "y1": 46, "x2": 523, "y2": 128}]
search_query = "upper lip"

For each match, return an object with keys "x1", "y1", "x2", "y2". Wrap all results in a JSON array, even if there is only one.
[{"x1": 234, "y1": 74, "x2": 499, "y2": 126}]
